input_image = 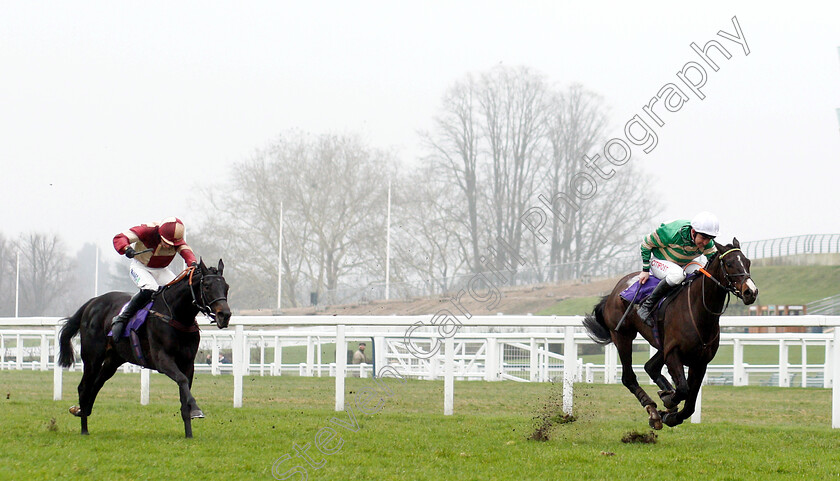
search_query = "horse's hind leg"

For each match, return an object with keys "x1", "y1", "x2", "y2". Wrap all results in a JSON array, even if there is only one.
[
  {"x1": 614, "y1": 335, "x2": 662, "y2": 430},
  {"x1": 644, "y1": 351, "x2": 676, "y2": 408}
]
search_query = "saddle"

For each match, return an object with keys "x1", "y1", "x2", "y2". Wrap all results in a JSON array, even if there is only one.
[{"x1": 107, "y1": 301, "x2": 153, "y2": 367}]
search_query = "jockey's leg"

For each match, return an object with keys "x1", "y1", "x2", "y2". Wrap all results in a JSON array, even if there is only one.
[
  {"x1": 112, "y1": 260, "x2": 159, "y2": 343},
  {"x1": 637, "y1": 258, "x2": 685, "y2": 325}
]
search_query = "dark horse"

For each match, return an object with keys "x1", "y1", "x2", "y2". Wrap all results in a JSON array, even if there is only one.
[
  {"x1": 583, "y1": 239, "x2": 758, "y2": 429},
  {"x1": 58, "y1": 259, "x2": 231, "y2": 438}
]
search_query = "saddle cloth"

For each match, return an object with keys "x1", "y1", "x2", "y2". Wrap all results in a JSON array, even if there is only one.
[
  {"x1": 107, "y1": 301, "x2": 154, "y2": 338},
  {"x1": 619, "y1": 276, "x2": 662, "y2": 304}
]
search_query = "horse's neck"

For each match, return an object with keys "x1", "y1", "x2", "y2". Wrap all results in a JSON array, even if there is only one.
[
  {"x1": 697, "y1": 263, "x2": 727, "y2": 320},
  {"x1": 157, "y1": 281, "x2": 198, "y2": 319}
]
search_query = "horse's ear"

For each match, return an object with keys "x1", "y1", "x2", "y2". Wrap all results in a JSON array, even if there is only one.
[
  {"x1": 198, "y1": 258, "x2": 208, "y2": 274},
  {"x1": 713, "y1": 240, "x2": 724, "y2": 253},
  {"x1": 732, "y1": 237, "x2": 740, "y2": 248},
  {"x1": 217, "y1": 259, "x2": 224, "y2": 274}
]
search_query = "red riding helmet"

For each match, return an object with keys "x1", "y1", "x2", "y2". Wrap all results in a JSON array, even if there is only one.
[{"x1": 159, "y1": 217, "x2": 186, "y2": 246}]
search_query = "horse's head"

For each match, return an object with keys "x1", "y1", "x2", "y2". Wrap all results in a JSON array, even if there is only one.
[
  {"x1": 711, "y1": 238, "x2": 758, "y2": 305},
  {"x1": 196, "y1": 259, "x2": 232, "y2": 328}
]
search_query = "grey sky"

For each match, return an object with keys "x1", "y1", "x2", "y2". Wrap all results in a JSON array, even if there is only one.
[{"x1": 2, "y1": 1, "x2": 839, "y2": 258}]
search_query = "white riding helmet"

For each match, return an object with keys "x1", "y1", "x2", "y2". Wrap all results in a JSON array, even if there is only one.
[{"x1": 691, "y1": 211, "x2": 719, "y2": 238}]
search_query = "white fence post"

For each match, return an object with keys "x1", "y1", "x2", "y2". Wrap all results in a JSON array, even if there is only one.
[
  {"x1": 563, "y1": 326, "x2": 577, "y2": 416},
  {"x1": 801, "y1": 340, "x2": 808, "y2": 388},
  {"x1": 335, "y1": 325, "x2": 346, "y2": 412},
  {"x1": 39, "y1": 334, "x2": 48, "y2": 371},
  {"x1": 273, "y1": 337, "x2": 282, "y2": 376},
  {"x1": 825, "y1": 339, "x2": 833, "y2": 389},
  {"x1": 444, "y1": 335, "x2": 454, "y2": 415},
  {"x1": 53, "y1": 325, "x2": 62, "y2": 401},
  {"x1": 140, "y1": 368, "x2": 150, "y2": 405},
  {"x1": 733, "y1": 338, "x2": 745, "y2": 386},
  {"x1": 211, "y1": 335, "x2": 220, "y2": 376},
  {"x1": 233, "y1": 325, "x2": 244, "y2": 408},
  {"x1": 833, "y1": 330, "x2": 840, "y2": 428},
  {"x1": 485, "y1": 338, "x2": 498, "y2": 381},
  {"x1": 306, "y1": 336, "x2": 314, "y2": 377},
  {"x1": 529, "y1": 337, "x2": 537, "y2": 382},
  {"x1": 606, "y1": 344, "x2": 617, "y2": 384},
  {"x1": 779, "y1": 340, "x2": 789, "y2": 387}
]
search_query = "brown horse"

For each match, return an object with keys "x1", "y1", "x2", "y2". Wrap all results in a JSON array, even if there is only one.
[{"x1": 583, "y1": 238, "x2": 758, "y2": 429}]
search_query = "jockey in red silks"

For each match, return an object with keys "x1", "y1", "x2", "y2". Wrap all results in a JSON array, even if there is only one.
[
  {"x1": 110, "y1": 217, "x2": 197, "y2": 342},
  {"x1": 635, "y1": 211, "x2": 720, "y2": 325}
]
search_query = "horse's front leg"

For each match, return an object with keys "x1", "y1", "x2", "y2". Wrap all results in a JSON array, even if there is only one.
[
  {"x1": 155, "y1": 355, "x2": 201, "y2": 438},
  {"x1": 661, "y1": 349, "x2": 689, "y2": 411},
  {"x1": 663, "y1": 364, "x2": 707, "y2": 427},
  {"x1": 644, "y1": 350, "x2": 675, "y2": 401}
]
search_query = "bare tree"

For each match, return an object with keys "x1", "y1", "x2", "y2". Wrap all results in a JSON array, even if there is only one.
[
  {"x1": 14, "y1": 232, "x2": 75, "y2": 316},
  {"x1": 194, "y1": 132, "x2": 395, "y2": 309}
]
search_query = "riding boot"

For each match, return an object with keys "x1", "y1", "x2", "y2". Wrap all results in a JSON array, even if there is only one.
[
  {"x1": 636, "y1": 280, "x2": 675, "y2": 326},
  {"x1": 111, "y1": 289, "x2": 154, "y2": 342}
]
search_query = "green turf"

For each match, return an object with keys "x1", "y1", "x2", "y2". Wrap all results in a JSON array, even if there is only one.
[{"x1": 2, "y1": 370, "x2": 839, "y2": 480}]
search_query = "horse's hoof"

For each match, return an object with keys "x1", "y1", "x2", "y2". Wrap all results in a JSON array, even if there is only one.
[
  {"x1": 69, "y1": 406, "x2": 83, "y2": 417},
  {"x1": 662, "y1": 412, "x2": 683, "y2": 427},
  {"x1": 81, "y1": 430, "x2": 89, "y2": 435},
  {"x1": 645, "y1": 404, "x2": 662, "y2": 430},
  {"x1": 190, "y1": 409, "x2": 205, "y2": 419}
]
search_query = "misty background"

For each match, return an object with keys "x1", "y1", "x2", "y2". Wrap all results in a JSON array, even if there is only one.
[{"x1": 1, "y1": 2, "x2": 839, "y2": 315}]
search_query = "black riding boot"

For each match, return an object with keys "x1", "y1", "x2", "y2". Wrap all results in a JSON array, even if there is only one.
[
  {"x1": 636, "y1": 280, "x2": 675, "y2": 326},
  {"x1": 111, "y1": 289, "x2": 154, "y2": 342}
]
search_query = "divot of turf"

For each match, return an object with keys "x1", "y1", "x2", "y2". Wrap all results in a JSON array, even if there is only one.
[{"x1": 620, "y1": 430, "x2": 657, "y2": 444}]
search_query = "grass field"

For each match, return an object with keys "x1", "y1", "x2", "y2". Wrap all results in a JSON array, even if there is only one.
[{"x1": 2, "y1": 370, "x2": 840, "y2": 480}]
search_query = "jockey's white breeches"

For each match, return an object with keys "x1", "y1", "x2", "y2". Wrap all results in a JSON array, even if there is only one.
[
  {"x1": 649, "y1": 256, "x2": 706, "y2": 287},
  {"x1": 129, "y1": 259, "x2": 176, "y2": 290}
]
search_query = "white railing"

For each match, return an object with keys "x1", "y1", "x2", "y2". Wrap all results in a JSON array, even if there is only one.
[{"x1": 2, "y1": 315, "x2": 840, "y2": 427}]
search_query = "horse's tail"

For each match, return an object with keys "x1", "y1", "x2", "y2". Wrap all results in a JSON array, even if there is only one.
[
  {"x1": 583, "y1": 295, "x2": 612, "y2": 345},
  {"x1": 58, "y1": 299, "x2": 91, "y2": 367}
]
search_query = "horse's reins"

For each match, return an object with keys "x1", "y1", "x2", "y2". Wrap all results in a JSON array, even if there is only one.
[
  {"x1": 684, "y1": 247, "x2": 750, "y2": 351},
  {"x1": 150, "y1": 266, "x2": 226, "y2": 330}
]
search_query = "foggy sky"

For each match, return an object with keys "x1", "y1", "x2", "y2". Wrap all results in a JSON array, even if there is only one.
[{"x1": 1, "y1": 1, "x2": 839, "y2": 259}]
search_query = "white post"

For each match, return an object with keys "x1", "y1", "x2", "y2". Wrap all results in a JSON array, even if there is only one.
[
  {"x1": 563, "y1": 326, "x2": 577, "y2": 415},
  {"x1": 211, "y1": 336, "x2": 220, "y2": 376},
  {"x1": 485, "y1": 338, "x2": 498, "y2": 381},
  {"x1": 53, "y1": 325, "x2": 62, "y2": 401},
  {"x1": 585, "y1": 363, "x2": 593, "y2": 383},
  {"x1": 374, "y1": 336, "x2": 385, "y2": 377},
  {"x1": 335, "y1": 325, "x2": 346, "y2": 412},
  {"x1": 385, "y1": 181, "x2": 391, "y2": 301},
  {"x1": 306, "y1": 336, "x2": 314, "y2": 377},
  {"x1": 259, "y1": 337, "x2": 265, "y2": 376},
  {"x1": 140, "y1": 368, "x2": 150, "y2": 405},
  {"x1": 606, "y1": 344, "x2": 617, "y2": 384},
  {"x1": 832, "y1": 329, "x2": 840, "y2": 428},
  {"x1": 733, "y1": 338, "x2": 745, "y2": 386},
  {"x1": 360, "y1": 362, "x2": 368, "y2": 378},
  {"x1": 542, "y1": 340, "x2": 550, "y2": 382},
  {"x1": 444, "y1": 335, "x2": 454, "y2": 415},
  {"x1": 316, "y1": 337, "x2": 323, "y2": 377},
  {"x1": 273, "y1": 337, "x2": 282, "y2": 376},
  {"x1": 15, "y1": 334, "x2": 22, "y2": 370},
  {"x1": 233, "y1": 325, "x2": 244, "y2": 408},
  {"x1": 801, "y1": 340, "x2": 808, "y2": 388},
  {"x1": 529, "y1": 337, "x2": 537, "y2": 382},
  {"x1": 825, "y1": 339, "x2": 833, "y2": 389},
  {"x1": 779, "y1": 340, "x2": 789, "y2": 387},
  {"x1": 39, "y1": 334, "x2": 48, "y2": 371},
  {"x1": 277, "y1": 202, "x2": 283, "y2": 311}
]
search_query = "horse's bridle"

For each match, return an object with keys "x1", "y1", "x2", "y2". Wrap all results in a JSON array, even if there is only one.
[
  {"x1": 188, "y1": 267, "x2": 227, "y2": 323},
  {"x1": 692, "y1": 247, "x2": 752, "y2": 315}
]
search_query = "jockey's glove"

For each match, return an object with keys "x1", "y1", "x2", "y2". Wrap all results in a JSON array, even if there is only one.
[{"x1": 124, "y1": 247, "x2": 137, "y2": 259}]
